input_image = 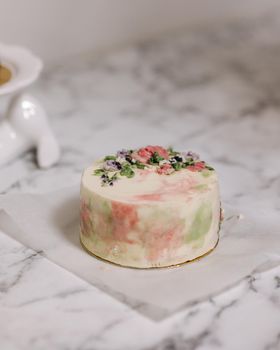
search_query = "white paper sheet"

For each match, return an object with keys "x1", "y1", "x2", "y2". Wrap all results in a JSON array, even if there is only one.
[{"x1": 1, "y1": 186, "x2": 280, "y2": 320}]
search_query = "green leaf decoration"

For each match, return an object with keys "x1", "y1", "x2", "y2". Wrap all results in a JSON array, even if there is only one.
[
  {"x1": 172, "y1": 162, "x2": 182, "y2": 171},
  {"x1": 120, "y1": 164, "x2": 135, "y2": 178},
  {"x1": 135, "y1": 161, "x2": 145, "y2": 169},
  {"x1": 104, "y1": 155, "x2": 116, "y2": 161},
  {"x1": 149, "y1": 152, "x2": 164, "y2": 164},
  {"x1": 110, "y1": 173, "x2": 118, "y2": 181},
  {"x1": 94, "y1": 169, "x2": 105, "y2": 175}
]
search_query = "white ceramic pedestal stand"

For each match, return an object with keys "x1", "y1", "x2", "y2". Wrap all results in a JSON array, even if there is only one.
[{"x1": 0, "y1": 43, "x2": 60, "y2": 168}]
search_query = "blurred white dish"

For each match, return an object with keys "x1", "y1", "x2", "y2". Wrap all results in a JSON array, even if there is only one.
[
  {"x1": 0, "y1": 43, "x2": 42, "y2": 95},
  {"x1": 0, "y1": 43, "x2": 60, "y2": 168}
]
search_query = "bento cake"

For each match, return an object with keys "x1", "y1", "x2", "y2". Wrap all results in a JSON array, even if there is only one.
[{"x1": 80, "y1": 146, "x2": 221, "y2": 268}]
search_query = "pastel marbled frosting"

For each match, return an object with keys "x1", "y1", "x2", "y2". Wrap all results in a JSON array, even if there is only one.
[{"x1": 80, "y1": 147, "x2": 221, "y2": 268}]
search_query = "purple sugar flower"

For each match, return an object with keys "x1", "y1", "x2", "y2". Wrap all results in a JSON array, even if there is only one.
[
  {"x1": 103, "y1": 160, "x2": 122, "y2": 171},
  {"x1": 116, "y1": 149, "x2": 130, "y2": 159},
  {"x1": 182, "y1": 151, "x2": 200, "y2": 161}
]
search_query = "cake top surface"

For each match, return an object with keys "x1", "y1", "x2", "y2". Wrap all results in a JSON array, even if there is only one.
[{"x1": 82, "y1": 146, "x2": 217, "y2": 203}]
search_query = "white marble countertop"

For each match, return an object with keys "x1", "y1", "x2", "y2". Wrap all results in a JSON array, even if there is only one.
[{"x1": 1, "y1": 14, "x2": 280, "y2": 350}]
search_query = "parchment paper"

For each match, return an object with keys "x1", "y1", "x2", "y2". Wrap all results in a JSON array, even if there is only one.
[{"x1": 0, "y1": 186, "x2": 280, "y2": 320}]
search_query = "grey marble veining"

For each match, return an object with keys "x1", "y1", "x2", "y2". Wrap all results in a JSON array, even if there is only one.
[{"x1": 1, "y1": 13, "x2": 280, "y2": 350}]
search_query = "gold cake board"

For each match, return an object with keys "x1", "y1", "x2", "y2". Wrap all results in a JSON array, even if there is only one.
[{"x1": 80, "y1": 234, "x2": 219, "y2": 270}]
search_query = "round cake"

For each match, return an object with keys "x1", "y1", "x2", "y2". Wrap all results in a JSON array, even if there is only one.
[{"x1": 80, "y1": 146, "x2": 221, "y2": 268}]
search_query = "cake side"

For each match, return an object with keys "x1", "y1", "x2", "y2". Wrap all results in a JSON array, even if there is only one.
[{"x1": 80, "y1": 146, "x2": 221, "y2": 268}]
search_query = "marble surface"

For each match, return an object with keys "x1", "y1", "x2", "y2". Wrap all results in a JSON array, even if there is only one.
[{"x1": 1, "y1": 13, "x2": 280, "y2": 350}]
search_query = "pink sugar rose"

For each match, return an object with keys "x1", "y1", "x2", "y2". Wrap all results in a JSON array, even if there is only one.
[
  {"x1": 187, "y1": 161, "x2": 206, "y2": 172},
  {"x1": 157, "y1": 163, "x2": 174, "y2": 175},
  {"x1": 132, "y1": 145, "x2": 169, "y2": 164},
  {"x1": 130, "y1": 151, "x2": 147, "y2": 164},
  {"x1": 146, "y1": 146, "x2": 169, "y2": 159}
]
